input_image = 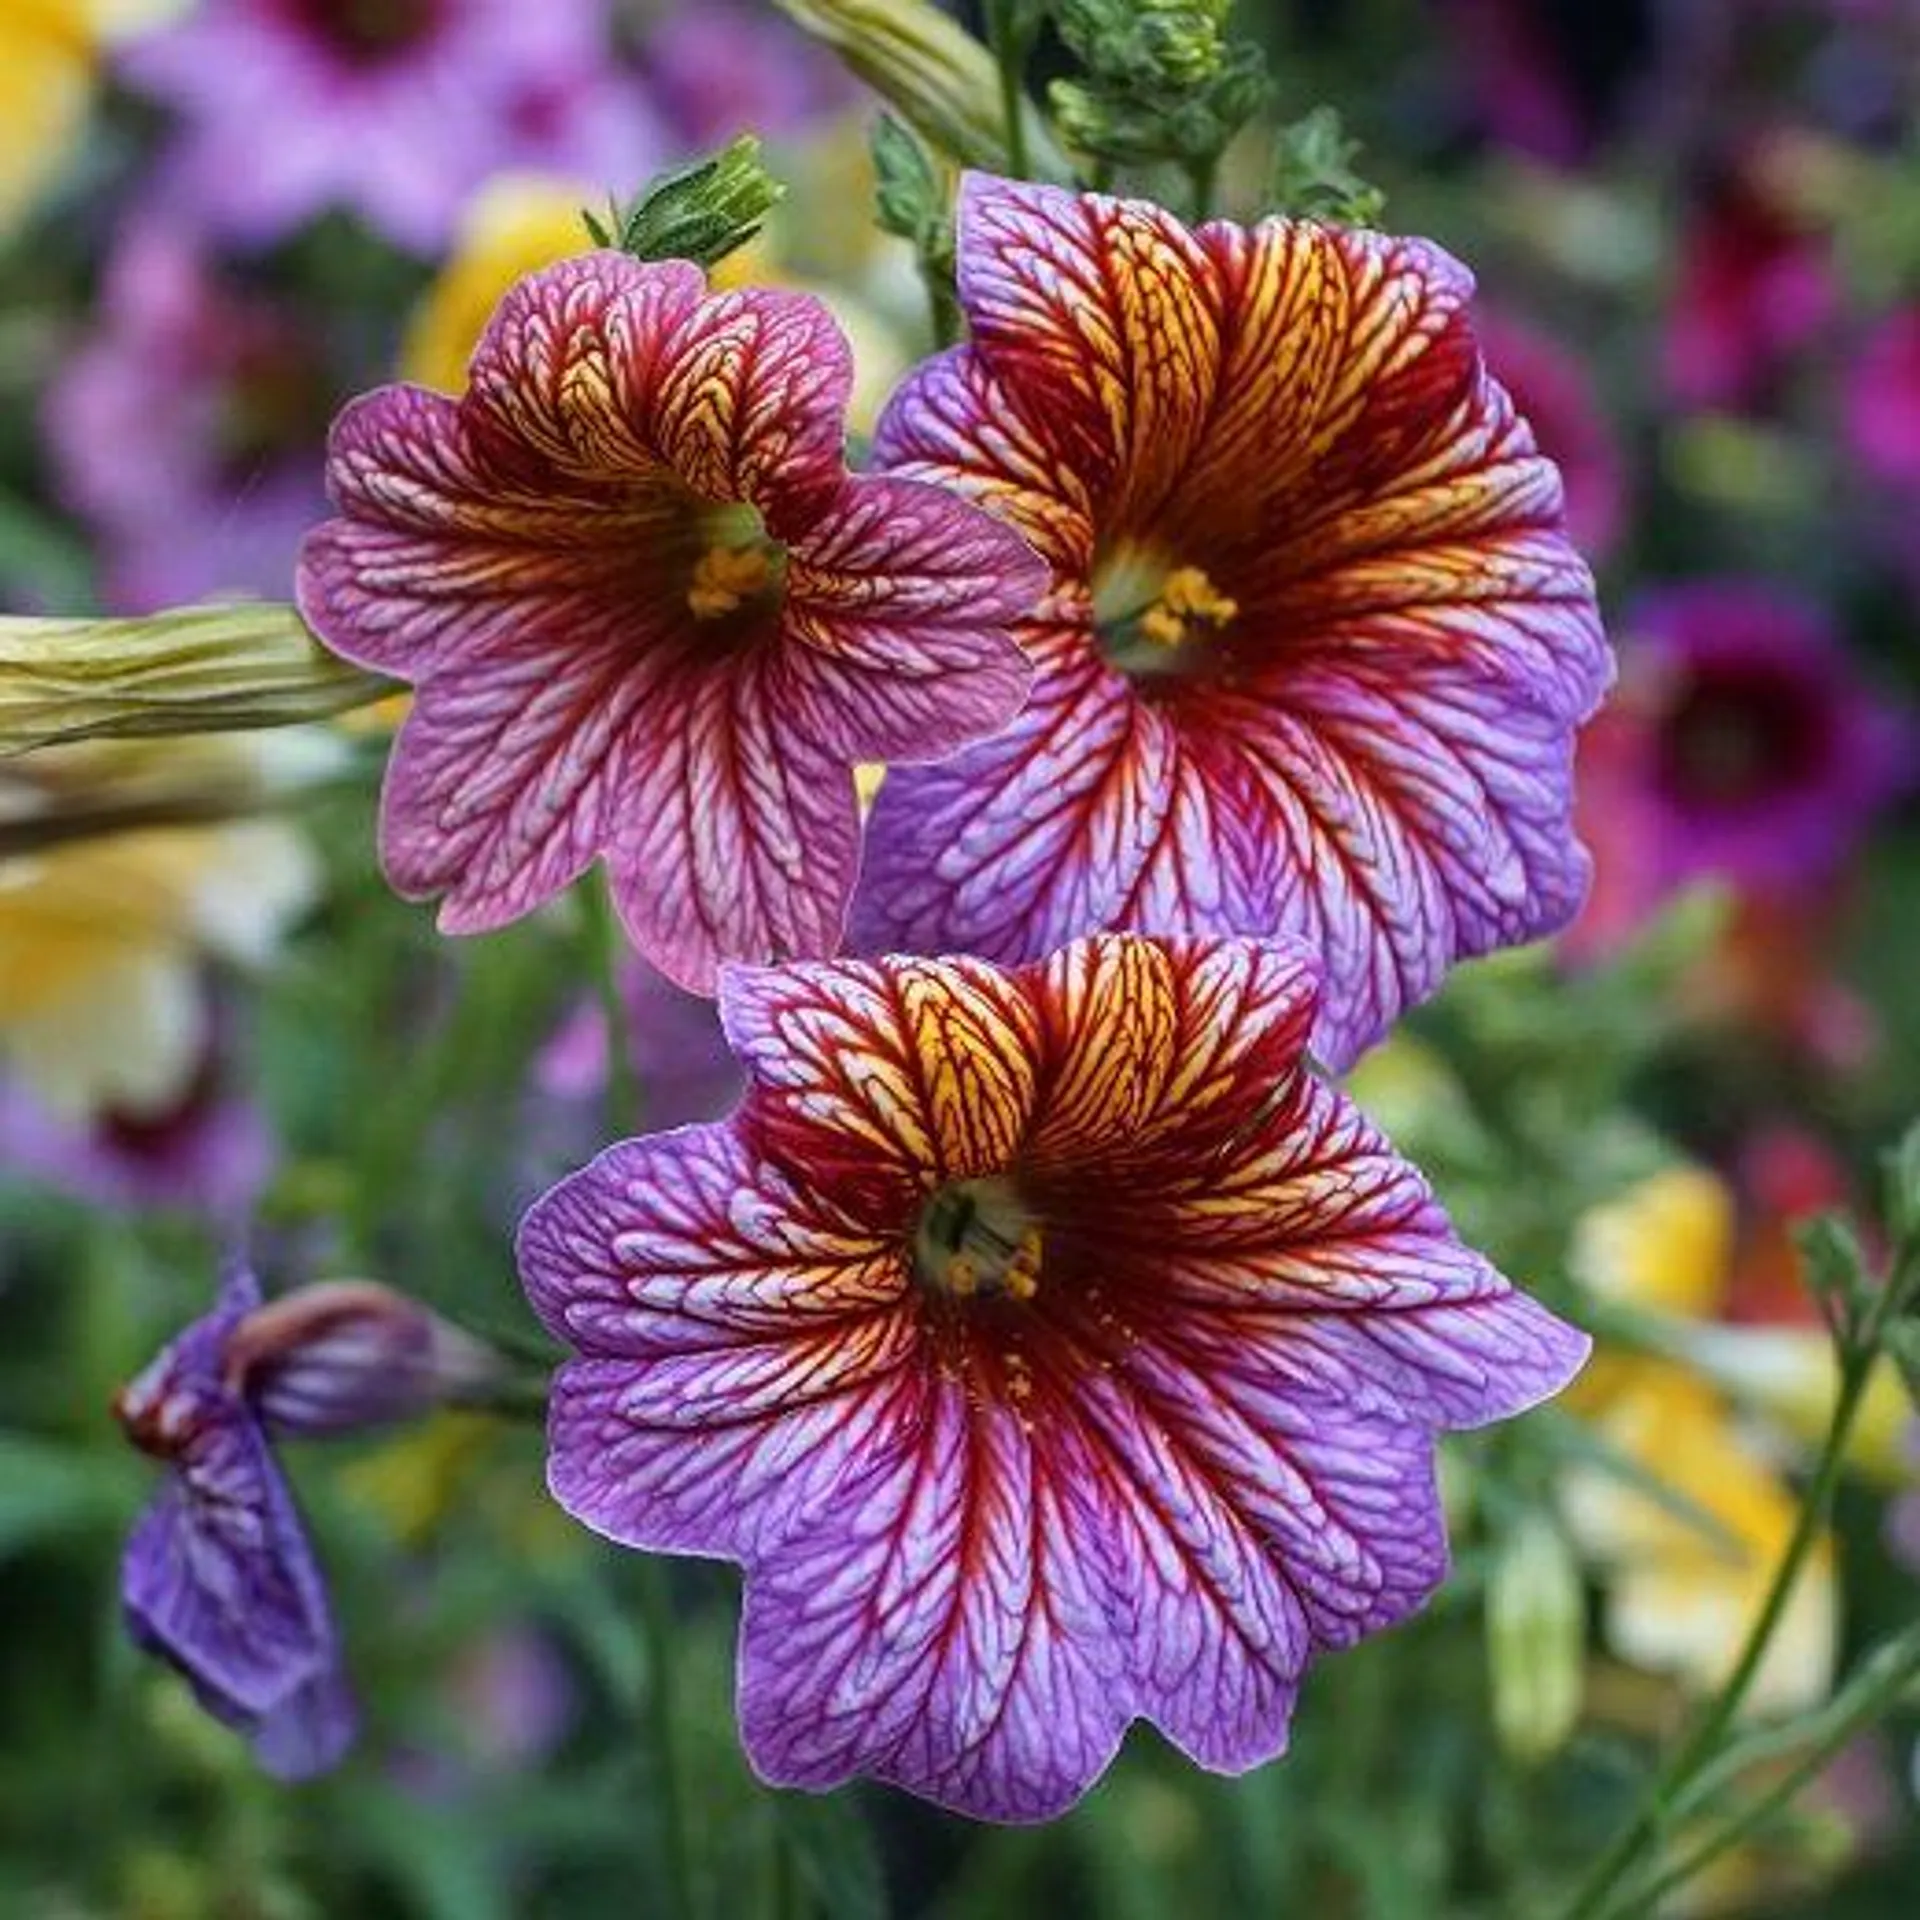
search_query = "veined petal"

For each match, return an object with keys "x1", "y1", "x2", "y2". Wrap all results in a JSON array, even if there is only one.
[
  {"x1": 851, "y1": 626, "x2": 1177, "y2": 964},
  {"x1": 955, "y1": 173, "x2": 1222, "y2": 531},
  {"x1": 736, "y1": 1381, "x2": 1131, "y2": 1822},
  {"x1": 719, "y1": 951, "x2": 1041, "y2": 1205},
  {"x1": 1023, "y1": 933, "x2": 1321, "y2": 1162},
  {"x1": 780, "y1": 473, "x2": 1041, "y2": 762},
  {"x1": 516, "y1": 1124, "x2": 906, "y2": 1357},
  {"x1": 608, "y1": 655, "x2": 862, "y2": 994},
  {"x1": 1109, "y1": 1073, "x2": 1590, "y2": 1424},
  {"x1": 375, "y1": 620, "x2": 674, "y2": 933}
]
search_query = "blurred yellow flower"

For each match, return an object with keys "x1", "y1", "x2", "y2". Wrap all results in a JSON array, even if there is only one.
[
  {"x1": 1566, "y1": 1165, "x2": 1840, "y2": 1717},
  {"x1": 0, "y1": 0, "x2": 183, "y2": 240},
  {"x1": 0, "y1": 732, "x2": 326, "y2": 1120}
]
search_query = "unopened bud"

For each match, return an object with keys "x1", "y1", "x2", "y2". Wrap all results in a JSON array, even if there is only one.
[
  {"x1": 1486, "y1": 1511, "x2": 1585, "y2": 1764},
  {"x1": 223, "y1": 1282, "x2": 503, "y2": 1437},
  {"x1": 583, "y1": 135, "x2": 785, "y2": 271},
  {"x1": 0, "y1": 605, "x2": 392, "y2": 758},
  {"x1": 774, "y1": 0, "x2": 1069, "y2": 179}
]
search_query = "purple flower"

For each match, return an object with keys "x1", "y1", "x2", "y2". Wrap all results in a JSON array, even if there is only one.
[
  {"x1": 116, "y1": 1264, "x2": 356, "y2": 1779},
  {"x1": 1609, "y1": 582, "x2": 1913, "y2": 898},
  {"x1": 518, "y1": 933, "x2": 1589, "y2": 1820},
  {"x1": 1662, "y1": 149, "x2": 1835, "y2": 413},
  {"x1": 1845, "y1": 305, "x2": 1920, "y2": 491},
  {"x1": 297, "y1": 251, "x2": 1042, "y2": 993},
  {"x1": 117, "y1": 0, "x2": 663, "y2": 253},
  {"x1": 116, "y1": 1266, "x2": 502, "y2": 1775},
  {"x1": 851, "y1": 175, "x2": 1611, "y2": 1071},
  {"x1": 0, "y1": 1071, "x2": 273, "y2": 1217},
  {"x1": 42, "y1": 222, "x2": 333, "y2": 612},
  {"x1": 641, "y1": 0, "x2": 856, "y2": 148}
]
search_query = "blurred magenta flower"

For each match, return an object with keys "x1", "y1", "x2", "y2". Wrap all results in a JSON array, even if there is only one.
[
  {"x1": 298, "y1": 251, "x2": 1041, "y2": 992},
  {"x1": 42, "y1": 222, "x2": 333, "y2": 611},
  {"x1": 642, "y1": 0, "x2": 855, "y2": 148},
  {"x1": 116, "y1": 0, "x2": 662, "y2": 252},
  {"x1": 1845, "y1": 304, "x2": 1920, "y2": 490},
  {"x1": 1663, "y1": 149, "x2": 1835, "y2": 412},
  {"x1": 1580, "y1": 583, "x2": 1911, "y2": 918},
  {"x1": 1474, "y1": 306, "x2": 1625, "y2": 563},
  {"x1": 117, "y1": 1263, "x2": 357, "y2": 1779},
  {"x1": 518, "y1": 933, "x2": 1589, "y2": 1820},
  {"x1": 853, "y1": 175, "x2": 1611, "y2": 1070}
]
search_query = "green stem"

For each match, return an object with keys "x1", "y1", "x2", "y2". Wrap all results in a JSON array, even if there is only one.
[
  {"x1": 1187, "y1": 152, "x2": 1221, "y2": 220},
  {"x1": 579, "y1": 876, "x2": 639, "y2": 1136},
  {"x1": 577, "y1": 878, "x2": 690, "y2": 1916},
  {"x1": 638, "y1": 1556, "x2": 695, "y2": 1920},
  {"x1": 986, "y1": 0, "x2": 1031, "y2": 180},
  {"x1": 1557, "y1": 1248, "x2": 1918, "y2": 1920},
  {"x1": 1613, "y1": 1623, "x2": 1920, "y2": 1918}
]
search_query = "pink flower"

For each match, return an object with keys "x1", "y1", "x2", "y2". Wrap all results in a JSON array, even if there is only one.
[{"x1": 297, "y1": 252, "x2": 1042, "y2": 992}]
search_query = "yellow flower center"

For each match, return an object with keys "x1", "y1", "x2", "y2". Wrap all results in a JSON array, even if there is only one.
[
  {"x1": 684, "y1": 504, "x2": 785, "y2": 624},
  {"x1": 913, "y1": 1177, "x2": 1043, "y2": 1304},
  {"x1": 1093, "y1": 546, "x2": 1238, "y2": 674}
]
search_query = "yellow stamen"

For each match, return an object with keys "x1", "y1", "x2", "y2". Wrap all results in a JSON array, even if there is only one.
[
  {"x1": 1119, "y1": 562, "x2": 1239, "y2": 652},
  {"x1": 687, "y1": 544, "x2": 774, "y2": 620},
  {"x1": 914, "y1": 1178, "x2": 1043, "y2": 1303}
]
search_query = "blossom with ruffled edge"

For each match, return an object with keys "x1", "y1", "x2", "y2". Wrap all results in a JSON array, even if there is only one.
[
  {"x1": 115, "y1": 1264, "x2": 356, "y2": 1779},
  {"x1": 298, "y1": 251, "x2": 1041, "y2": 993},
  {"x1": 518, "y1": 932, "x2": 1589, "y2": 1820},
  {"x1": 852, "y1": 175, "x2": 1611, "y2": 1070}
]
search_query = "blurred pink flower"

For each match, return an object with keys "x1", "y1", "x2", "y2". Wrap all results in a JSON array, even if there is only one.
[
  {"x1": 117, "y1": 0, "x2": 663, "y2": 252},
  {"x1": 42, "y1": 223, "x2": 333, "y2": 611},
  {"x1": 1845, "y1": 305, "x2": 1920, "y2": 490},
  {"x1": 1663, "y1": 154, "x2": 1835, "y2": 411}
]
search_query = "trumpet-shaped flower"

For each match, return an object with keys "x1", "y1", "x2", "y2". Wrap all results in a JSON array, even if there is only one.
[
  {"x1": 853, "y1": 176, "x2": 1611, "y2": 1069},
  {"x1": 298, "y1": 252, "x2": 1041, "y2": 993},
  {"x1": 518, "y1": 933, "x2": 1588, "y2": 1820}
]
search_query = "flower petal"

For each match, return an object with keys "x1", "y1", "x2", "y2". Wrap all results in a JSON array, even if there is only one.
[
  {"x1": 851, "y1": 628, "x2": 1179, "y2": 963},
  {"x1": 720, "y1": 951, "x2": 1043, "y2": 1209},
  {"x1": 780, "y1": 473, "x2": 1041, "y2": 762},
  {"x1": 607, "y1": 655, "x2": 863, "y2": 993}
]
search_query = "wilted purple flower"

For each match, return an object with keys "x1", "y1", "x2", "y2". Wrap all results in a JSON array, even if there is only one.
[
  {"x1": 116, "y1": 1267, "x2": 502, "y2": 1774},
  {"x1": 117, "y1": 0, "x2": 662, "y2": 253},
  {"x1": 42, "y1": 222, "x2": 333, "y2": 612},
  {"x1": 297, "y1": 251, "x2": 1041, "y2": 993},
  {"x1": 116, "y1": 1264, "x2": 356, "y2": 1779},
  {"x1": 853, "y1": 175, "x2": 1610, "y2": 1070},
  {"x1": 519, "y1": 933, "x2": 1589, "y2": 1819}
]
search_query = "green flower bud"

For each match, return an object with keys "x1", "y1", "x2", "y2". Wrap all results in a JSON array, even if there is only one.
[
  {"x1": 1486, "y1": 1511, "x2": 1585, "y2": 1764},
  {"x1": 774, "y1": 0, "x2": 1069, "y2": 178},
  {"x1": 0, "y1": 604, "x2": 390, "y2": 758},
  {"x1": 584, "y1": 134, "x2": 786, "y2": 270}
]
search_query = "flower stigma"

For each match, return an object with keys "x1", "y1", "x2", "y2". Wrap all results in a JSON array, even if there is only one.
[
  {"x1": 1093, "y1": 545, "x2": 1238, "y2": 675},
  {"x1": 912, "y1": 1176, "x2": 1043, "y2": 1303},
  {"x1": 686, "y1": 503, "x2": 785, "y2": 622}
]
